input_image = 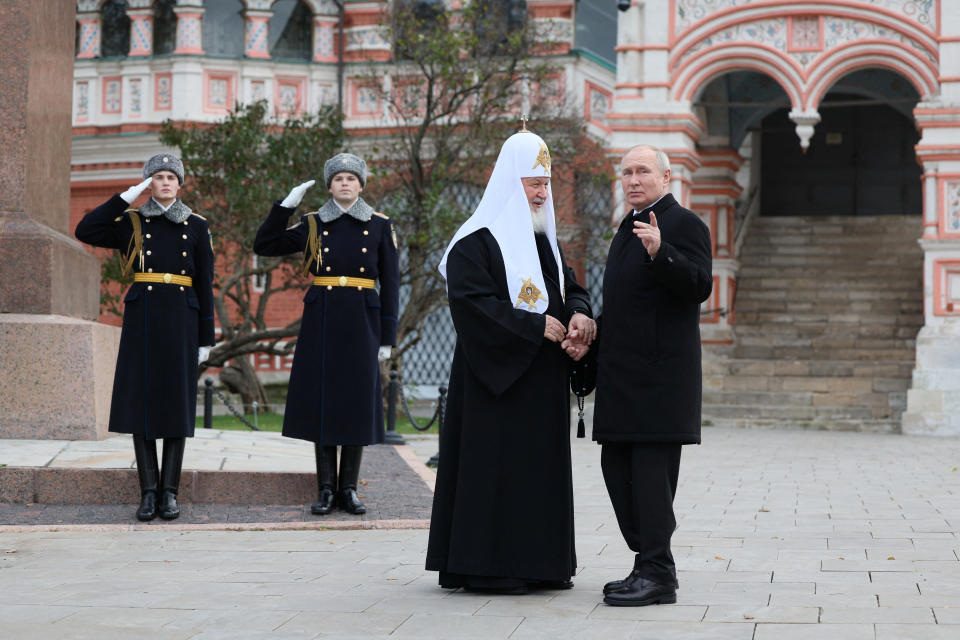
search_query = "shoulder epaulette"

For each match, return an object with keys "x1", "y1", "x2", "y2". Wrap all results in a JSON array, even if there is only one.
[
  {"x1": 190, "y1": 212, "x2": 207, "y2": 221},
  {"x1": 372, "y1": 211, "x2": 389, "y2": 219}
]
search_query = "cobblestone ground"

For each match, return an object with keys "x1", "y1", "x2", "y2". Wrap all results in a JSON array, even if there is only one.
[{"x1": 0, "y1": 426, "x2": 959, "y2": 639}]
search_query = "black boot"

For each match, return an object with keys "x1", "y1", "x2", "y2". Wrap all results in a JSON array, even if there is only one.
[
  {"x1": 158, "y1": 437, "x2": 185, "y2": 520},
  {"x1": 338, "y1": 446, "x2": 366, "y2": 515},
  {"x1": 132, "y1": 435, "x2": 159, "y2": 521},
  {"x1": 311, "y1": 445, "x2": 338, "y2": 515}
]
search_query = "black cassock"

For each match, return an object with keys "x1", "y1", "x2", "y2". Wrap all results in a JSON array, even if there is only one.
[{"x1": 426, "y1": 228, "x2": 591, "y2": 586}]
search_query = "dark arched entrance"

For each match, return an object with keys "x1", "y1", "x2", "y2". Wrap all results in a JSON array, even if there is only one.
[{"x1": 761, "y1": 70, "x2": 921, "y2": 216}]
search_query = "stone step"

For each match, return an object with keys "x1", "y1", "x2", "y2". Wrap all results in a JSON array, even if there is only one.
[
  {"x1": 702, "y1": 358, "x2": 914, "y2": 379},
  {"x1": 735, "y1": 277, "x2": 921, "y2": 291},
  {"x1": 733, "y1": 324, "x2": 920, "y2": 339},
  {"x1": 706, "y1": 375, "x2": 910, "y2": 395},
  {"x1": 733, "y1": 312, "x2": 923, "y2": 326},
  {"x1": 732, "y1": 345, "x2": 916, "y2": 360},
  {"x1": 734, "y1": 254, "x2": 920, "y2": 267},
  {"x1": 701, "y1": 416, "x2": 901, "y2": 433},
  {"x1": 737, "y1": 265, "x2": 922, "y2": 280},
  {"x1": 733, "y1": 297, "x2": 922, "y2": 313}
]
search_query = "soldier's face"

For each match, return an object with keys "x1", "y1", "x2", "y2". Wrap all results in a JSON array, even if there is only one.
[
  {"x1": 521, "y1": 176, "x2": 549, "y2": 210},
  {"x1": 620, "y1": 148, "x2": 670, "y2": 210},
  {"x1": 329, "y1": 172, "x2": 362, "y2": 206},
  {"x1": 150, "y1": 170, "x2": 180, "y2": 205}
]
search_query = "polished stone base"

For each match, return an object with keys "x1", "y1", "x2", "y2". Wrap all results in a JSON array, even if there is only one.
[{"x1": 0, "y1": 313, "x2": 120, "y2": 440}]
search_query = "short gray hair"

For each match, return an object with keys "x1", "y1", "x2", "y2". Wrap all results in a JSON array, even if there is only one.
[{"x1": 621, "y1": 145, "x2": 670, "y2": 174}]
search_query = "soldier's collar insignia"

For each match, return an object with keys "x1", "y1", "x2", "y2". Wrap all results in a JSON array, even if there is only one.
[{"x1": 516, "y1": 277, "x2": 546, "y2": 310}]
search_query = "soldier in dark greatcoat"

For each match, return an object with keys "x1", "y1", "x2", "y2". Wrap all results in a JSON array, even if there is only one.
[
  {"x1": 253, "y1": 153, "x2": 400, "y2": 516},
  {"x1": 75, "y1": 154, "x2": 216, "y2": 522}
]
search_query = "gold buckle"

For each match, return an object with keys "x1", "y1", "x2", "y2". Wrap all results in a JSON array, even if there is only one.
[
  {"x1": 338, "y1": 276, "x2": 348, "y2": 286},
  {"x1": 163, "y1": 273, "x2": 172, "y2": 284}
]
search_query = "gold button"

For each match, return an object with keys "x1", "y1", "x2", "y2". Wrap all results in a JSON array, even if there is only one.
[
  {"x1": 359, "y1": 267, "x2": 365, "y2": 273},
  {"x1": 182, "y1": 234, "x2": 188, "y2": 239},
  {"x1": 338, "y1": 276, "x2": 348, "y2": 286},
  {"x1": 361, "y1": 247, "x2": 367, "y2": 253},
  {"x1": 323, "y1": 230, "x2": 329, "y2": 236},
  {"x1": 145, "y1": 233, "x2": 151, "y2": 239},
  {"x1": 324, "y1": 247, "x2": 329, "y2": 253},
  {"x1": 326, "y1": 285, "x2": 333, "y2": 290},
  {"x1": 146, "y1": 219, "x2": 151, "y2": 223},
  {"x1": 363, "y1": 230, "x2": 369, "y2": 236},
  {"x1": 146, "y1": 250, "x2": 152, "y2": 255},
  {"x1": 181, "y1": 270, "x2": 186, "y2": 274},
  {"x1": 356, "y1": 286, "x2": 362, "y2": 291},
  {"x1": 179, "y1": 286, "x2": 184, "y2": 291},
  {"x1": 147, "y1": 285, "x2": 153, "y2": 291},
  {"x1": 325, "y1": 266, "x2": 331, "y2": 272},
  {"x1": 147, "y1": 268, "x2": 153, "y2": 273},
  {"x1": 182, "y1": 251, "x2": 187, "y2": 257},
  {"x1": 183, "y1": 221, "x2": 188, "y2": 226},
  {"x1": 163, "y1": 273, "x2": 172, "y2": 283}
]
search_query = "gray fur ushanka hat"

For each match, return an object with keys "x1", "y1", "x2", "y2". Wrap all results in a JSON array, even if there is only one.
[
  {"x1": 143, "y1": 153, "x2": 185, "y2": 185},
  {"x1": 324, "y1": 153, "x2": 366, "y2": 188}
]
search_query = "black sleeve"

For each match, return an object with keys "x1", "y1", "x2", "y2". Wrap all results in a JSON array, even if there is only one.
[
  {"x1": 377, "y1": 218, "x2": 400, "y2": 346},
  {"x1": 253, "y1": 202, "x2": 308, "y2": 256},
  {"x1": 74, "y1": 194, "x2": 133, "y2": 250},
  {"x1": 650, "y1": 212, "x2": 713, "y2": 304},
  {"x1": 560, "y1": 250, "x2": 592, "y2": 319},
  {"x1": 195, "y1": 219, "x2": 216, "y2": 347},
  {"x1": 446, "y1": 232, "x2": 545, "y2": 397}
]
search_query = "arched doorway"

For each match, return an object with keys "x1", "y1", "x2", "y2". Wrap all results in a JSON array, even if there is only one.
[{"x1": 761, "y1": 69, "x2": 921, "y2": 216}]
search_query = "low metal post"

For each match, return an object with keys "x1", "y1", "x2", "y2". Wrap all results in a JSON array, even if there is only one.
[
  {"x1": 384, "y1": 368, "x2": 405, "y2": 444},
  {"x1": 203, "y1": 378, "x2": 213, "y2": 429},
  {"x1": 427, "y1": 385, "x2": 446, "y2": 468},
  {"x1": 252, "y1": 401, "x2": 259, "y2": 431}
]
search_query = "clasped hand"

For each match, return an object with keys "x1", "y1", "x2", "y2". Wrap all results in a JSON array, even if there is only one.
[{"x1": 544, "y1": 313, "x2": 597, "y2": 362}]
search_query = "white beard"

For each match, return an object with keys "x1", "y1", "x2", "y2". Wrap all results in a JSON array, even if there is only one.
[{"x1": 530, "y1": 206, "x2": 547, "y2": 234}]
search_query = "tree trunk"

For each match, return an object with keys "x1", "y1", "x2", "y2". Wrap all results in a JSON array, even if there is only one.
[{"x1": 219, "y1": 357, "x2": 269, "y2": 414}]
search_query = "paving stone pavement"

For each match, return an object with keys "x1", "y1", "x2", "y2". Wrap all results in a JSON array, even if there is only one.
[{"x1": 2, "y1": 424, "x2": 960, "y2": 638}]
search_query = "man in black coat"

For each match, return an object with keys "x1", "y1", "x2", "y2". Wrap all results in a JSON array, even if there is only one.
[
  {"x1": 75, "y1": 154, "x2": 216, "y2": 522},
  {"x1": 253, "y1": 153, "x2": 400, "y2": 516},
  {"x1": 426, "y1": 129, "x2": 595, "y2": 594},
  {"x1": 591, "y1": 145, "x2": 713, "y2": 606}
]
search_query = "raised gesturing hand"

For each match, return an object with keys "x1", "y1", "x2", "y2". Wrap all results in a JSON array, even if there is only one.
[{"x1": 632, "y1": 211, "x2": 661, "y2": 258}]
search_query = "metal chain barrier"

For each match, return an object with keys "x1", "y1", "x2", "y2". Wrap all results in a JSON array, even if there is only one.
[
  {"x1": 398, "y1": 382, "x2": 446, "y2": 432},
  {"x1": 203, "y1": 378, "x2": 262, "y2": 431}
]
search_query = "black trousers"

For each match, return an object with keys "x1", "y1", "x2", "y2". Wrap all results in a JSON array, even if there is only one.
[{"x1": 600, "y1": 442, "x2": 682, "y2": 588}]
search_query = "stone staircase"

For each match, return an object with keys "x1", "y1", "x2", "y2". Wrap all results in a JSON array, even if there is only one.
[{"x1": 702, "y1": 215, "x2": 924, "y2": 432}]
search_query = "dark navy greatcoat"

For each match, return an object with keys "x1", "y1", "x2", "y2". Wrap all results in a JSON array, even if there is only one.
[
  {"x1": 253, "y1": 201, "x2": 400, "y2": 446},
  {"x1": 75, "y1": 194, "x2": 216, "y2": 439},
  {"x1": 592, "y1": 193, "x2": 713, "y2": 445}
]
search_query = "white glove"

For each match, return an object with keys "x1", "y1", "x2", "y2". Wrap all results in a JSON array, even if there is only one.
[
  {"x1": 281, "y1": 179, "x2": 316, "y2": 208},
  {"x1": 378, "y1": 346, "x2": 392, "y2": 362},
  {"x1": 198, "y1": 346, "x2": 211, "y2": 365},
  {"x1": 120, "y1": 177, "x2": 153, "y2": 204}
]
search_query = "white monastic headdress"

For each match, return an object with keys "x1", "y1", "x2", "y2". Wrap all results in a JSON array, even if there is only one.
[{"x1": 438, "y1": 129, "x2": 563, "y2": 315}]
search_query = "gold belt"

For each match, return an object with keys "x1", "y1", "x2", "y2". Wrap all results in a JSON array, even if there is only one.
[
  {"x1": 313, "y1": 276, "x2": 375, "y2": 290},
  {"x1": 134, "y1": 273, "x2": 194, "y2": 287}
]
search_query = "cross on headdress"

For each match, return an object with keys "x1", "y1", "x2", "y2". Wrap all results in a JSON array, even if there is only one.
[{"x1": 520, "y1": 113, "x2": 529, "y2": 132}]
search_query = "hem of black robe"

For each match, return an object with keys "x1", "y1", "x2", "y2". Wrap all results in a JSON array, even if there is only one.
[{"x1": 436, "y1": 571, "x2": 574, "y2": 590}]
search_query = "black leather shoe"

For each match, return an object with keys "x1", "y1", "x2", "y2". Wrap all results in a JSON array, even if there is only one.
[
  {"x1": 311, "y1": 486, "x2": 336, "y2": 515},
  {"x1": 603, "y1": 570, "x2": 638, "y2": 595},
  {"x1": 338, "y1": 487, "x2": 367, "y2": 514},
  {"x1": 136, "y1": 491, "x2": 157, "y2": 521},
  {"x1": 158, "y1": 490, "x2": 180, "y2": 520},
  {"x1": 603, "y1": 576, "x2": 676, "y2": 607}
]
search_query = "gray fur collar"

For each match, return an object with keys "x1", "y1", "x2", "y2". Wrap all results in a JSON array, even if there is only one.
[
  {"x1": 317, "y1": 197, "x2": 373, "y2": 223},
  {"x1": 140, "y1": 197, "x2": 192, "y2": 224}
]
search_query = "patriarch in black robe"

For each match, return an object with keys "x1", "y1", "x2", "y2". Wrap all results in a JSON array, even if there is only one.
[{"x1": 425, "y1": 129, "x2": 596, "y2": 594}]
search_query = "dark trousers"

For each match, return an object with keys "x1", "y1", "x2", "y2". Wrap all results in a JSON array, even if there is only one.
[{"x1": 600, "y1": 442, "x2": 682, "y2": 588}]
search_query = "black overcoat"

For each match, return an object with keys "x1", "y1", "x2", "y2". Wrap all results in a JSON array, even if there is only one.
[
  {"x1": 425, "y1": 229, "x2": 591, "y2": 584},
  {"x1": 253, "y1": 202, "x2": 400, "y2": 445},
  {"x1": 74, "y1": 194, "x2": 216, "y2": 439},
  {"x1": 592, "y1": 193, "x2": 713, "y2": 444}
]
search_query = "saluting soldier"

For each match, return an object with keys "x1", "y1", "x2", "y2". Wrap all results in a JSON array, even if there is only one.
[
  {"x1": 254, "y1": 153, "x2": 400, "y2": 516},
  {"x1": 75, "y1": 154, "x2": 215, "y2": 522}
]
